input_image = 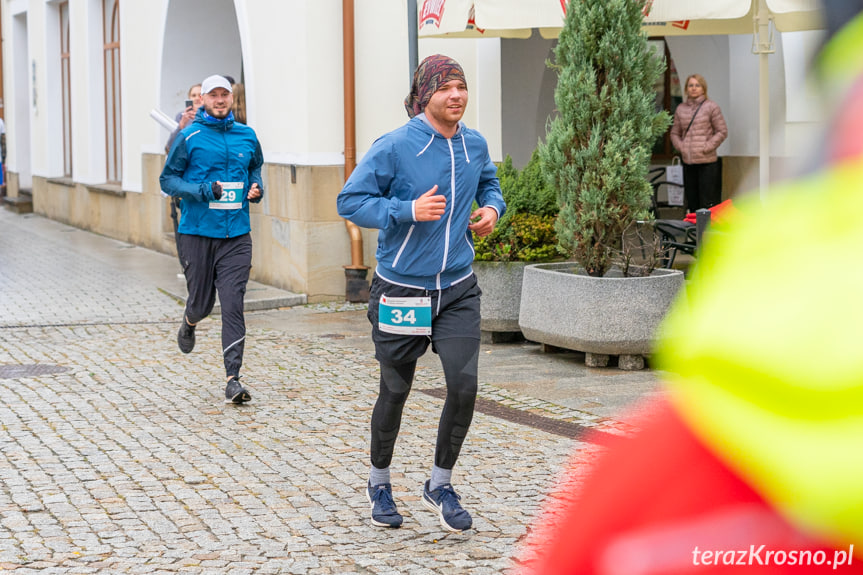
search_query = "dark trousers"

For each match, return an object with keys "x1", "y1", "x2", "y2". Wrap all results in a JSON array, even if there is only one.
[
  {"x1": 370, "y1": 339, "x2": 478, "y2": 470},
  {"x1": 179, "y1": 233, "x2": 252, "y2": 378},
  {"x1": 683, "y1": 160, "x2": 722, "y2": 212},
  {"x1": 367, "y1": 275, "x2": 482, "y2": 470}
]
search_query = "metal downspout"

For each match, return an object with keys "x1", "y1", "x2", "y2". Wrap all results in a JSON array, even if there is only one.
[
  {"x1": 408, "y1": 0, "x2": 418, "y2": 77},
  {"x1": 343, "y1": 0, "x2": 369, "y2": 301}
]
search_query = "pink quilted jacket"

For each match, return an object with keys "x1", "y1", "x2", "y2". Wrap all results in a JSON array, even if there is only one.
[{"x1": 670, "y1": 96, "x2": 728, "y2": 165}]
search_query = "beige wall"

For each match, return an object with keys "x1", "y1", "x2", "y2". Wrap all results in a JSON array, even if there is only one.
[
  {"x1": 249, "y1": 162, "x2": 376, "y2": 302},
  {"x1": 29, "y1": 162, "x2": 169, "y2": 254},
  {"x1": 722, "y1": 155, "x2": 802, "y2": 202},
  {"x1": 19, "y1": 153, "x2": 378, "y2": 303}
]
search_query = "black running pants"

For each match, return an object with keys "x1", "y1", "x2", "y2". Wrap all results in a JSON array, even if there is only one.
[{"x1": 179, "y1": 233, "x2": 252, "y2": 378}]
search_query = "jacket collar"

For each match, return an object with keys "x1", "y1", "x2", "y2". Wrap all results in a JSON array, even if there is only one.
[
  {"x1": 195, "y1": 107, "x2": 234, "y2": 131},
  {"x1": 414, "y1": 113, "x2": 464, "y2": 138}
]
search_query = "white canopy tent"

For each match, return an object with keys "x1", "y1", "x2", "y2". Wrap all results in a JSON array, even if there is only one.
[
  {"x1": 418, "y1": 0, "x2": 824, "y2": 196},
  {"x1": 418, "y1": 0, "x2": 822, "y2": 37}
]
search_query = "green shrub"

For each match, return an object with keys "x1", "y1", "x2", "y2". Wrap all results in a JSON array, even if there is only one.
[
  {"x1": 473, "y1": 151, "x2": 560, "y2": 262},
  {"x1": 474, "y1": 213, "x2": 558, "y2": 262},
  {"x1": 541, "y1": 0, "x2": 672, "y2": 277}
]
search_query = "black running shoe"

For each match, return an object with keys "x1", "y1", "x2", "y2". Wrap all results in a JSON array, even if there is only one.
[
  {"x1": 422, "y1": 480, "x2": 472, "y2": 532},
  {"x1": 366, "y1": 482, "x2": 403, "y2": 528},
  {"x1": 177, "y1": 319, "x2": 196, "y2": 354},
  {"x1": 225, "y1": 377, "x2": 251, "y2": 404}
]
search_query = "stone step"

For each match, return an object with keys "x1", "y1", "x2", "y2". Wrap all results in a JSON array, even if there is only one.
[
  {"x1": 158, "y1": 274, "x2": 307, "y2": 314},
  {"x1": 3, "y1": 193, "x2": 33, "y2": 214}
]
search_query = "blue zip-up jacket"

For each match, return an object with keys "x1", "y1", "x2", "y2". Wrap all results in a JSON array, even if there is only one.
[
  {"x1": 160, "y1": 109, "x2": 264, "y2": 239},
  {"x1": 337, "y1": 115, "x2": 506, "y2": 290}
]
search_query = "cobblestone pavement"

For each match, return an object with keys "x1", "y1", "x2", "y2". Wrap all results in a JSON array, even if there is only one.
[{"x1": 0, "y1": 211, "x2": 648, "y2": 574}]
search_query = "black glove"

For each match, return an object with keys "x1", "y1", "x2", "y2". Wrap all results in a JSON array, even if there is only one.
[{"x1": 211, "y1": 181, "x2": 223, "y2": 200}]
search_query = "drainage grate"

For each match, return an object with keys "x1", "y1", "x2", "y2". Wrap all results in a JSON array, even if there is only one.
[
  {"x1": 0, "y1": 364, "x2": 71, "y2": 379},
  {"x1": 419, "y1": 387, "x2": 619, "y2": 446}
]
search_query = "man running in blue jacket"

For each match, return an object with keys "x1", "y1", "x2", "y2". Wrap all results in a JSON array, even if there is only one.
[
  {"x1": 160, "y1": 74, "x2": 264, "y2": 405},
  {"x1": 338, "y1": 54, "x2": 506, "y2": 532}
]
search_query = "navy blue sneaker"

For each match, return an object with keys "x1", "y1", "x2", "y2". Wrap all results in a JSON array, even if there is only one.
[
  {"x1": 422, "y1": 480, "x2": 472, "y2": 532},
  {"x1": 366, "y1": 482, "x2": 403, "y2": 528}
]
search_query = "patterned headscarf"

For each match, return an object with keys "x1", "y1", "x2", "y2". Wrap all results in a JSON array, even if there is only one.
[{"x1": 404, "y1": 54, "x2": 467, "y2": 119}]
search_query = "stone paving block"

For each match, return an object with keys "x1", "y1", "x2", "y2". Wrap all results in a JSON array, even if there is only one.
[{"x1": 0, "y1": 209, "x2": 654, "y2": 573}]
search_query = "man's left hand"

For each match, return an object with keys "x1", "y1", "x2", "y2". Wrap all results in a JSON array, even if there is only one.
[
  {"x1": 248, "y1": 183, "x2": 262, "y2": 201},
  {"x1": 468, "y1": 206, "x2": 498, "y2": 237}
]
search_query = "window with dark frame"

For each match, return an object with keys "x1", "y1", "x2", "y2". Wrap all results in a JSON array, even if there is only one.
[
  {"x1": 103, "y1": 0, "x2": 121, "y2": 183},
  {"x1": 60, "y1": 1, "x2": 71, "y2": 178}
]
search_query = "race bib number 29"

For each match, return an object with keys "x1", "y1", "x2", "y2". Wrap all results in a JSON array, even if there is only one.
[
  {"x1": 378, "y1": 295, "x2": 432, "y2": 336},
  {"x1": 209, "y1": 182, "x2": 244, "y2": 210}
]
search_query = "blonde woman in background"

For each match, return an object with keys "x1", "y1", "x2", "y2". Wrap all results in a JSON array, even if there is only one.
[
  {"x1": 231, "y1": 83, "x2": 246, "y2": 125},
  {"x1": 670, "y1": 74, "x2": 728, "y2": 212}
]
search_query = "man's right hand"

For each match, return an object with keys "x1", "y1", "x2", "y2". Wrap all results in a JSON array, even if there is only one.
[
  {"x1": 211, "y1": 181, "x2": 223, "y2": 200},
  {"x1": 414, "y1": 185, "x2": 446, "y2": 221}
]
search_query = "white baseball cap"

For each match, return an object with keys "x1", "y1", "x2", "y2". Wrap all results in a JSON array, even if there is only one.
[{"x1": 201, "y1": 75, "x2": 233, "y2": 95}]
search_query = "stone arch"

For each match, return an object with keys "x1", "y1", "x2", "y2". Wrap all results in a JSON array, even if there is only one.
[{"x1": 159, "y1": 0, "x2": 244, "y2": 140}]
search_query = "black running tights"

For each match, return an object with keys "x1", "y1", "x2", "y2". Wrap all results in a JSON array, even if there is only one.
[{"x1": 370, "y1": 337, "x2": 479, "y2": 470}]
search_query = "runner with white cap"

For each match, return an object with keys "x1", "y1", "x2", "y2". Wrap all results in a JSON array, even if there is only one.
[{"x1": 160, "y1": 74, "x2": 265, "y2": 404}]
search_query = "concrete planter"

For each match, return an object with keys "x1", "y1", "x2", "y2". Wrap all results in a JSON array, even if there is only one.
[
  {"x1": 473, "y1": 260, "x2": 529, "y2": 334},
  {"x1": 518, "y1": 262, "x2": 685, "y2": 366}
]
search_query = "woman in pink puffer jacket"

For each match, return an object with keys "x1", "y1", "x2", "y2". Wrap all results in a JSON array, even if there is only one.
[{"x1": 670, "y1": 74, "x2": 728, "y2": 212}]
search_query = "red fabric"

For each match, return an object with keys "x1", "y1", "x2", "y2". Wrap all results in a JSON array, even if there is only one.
[
  {"x1": 527, "y1": 400, "x2": 860, "y2": 574},
  {"x1": 828, "y1": 75, "x2": 863, "y2": 165},
  {"x1": 684, "y1": 199, "x2": 737, "y2": 225}
]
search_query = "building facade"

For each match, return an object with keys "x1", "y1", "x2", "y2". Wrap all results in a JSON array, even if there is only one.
[{"x1": 0, "y1": 0, "x2": 823, "y2": 301}]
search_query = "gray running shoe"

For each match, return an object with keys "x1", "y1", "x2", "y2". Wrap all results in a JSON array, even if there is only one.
[
  {"x1": 177, "y1": 319, "x2": 196, "y2": 354},
  {"x1": 225, "y1": 377, "x2": 251, "y2": 404}
]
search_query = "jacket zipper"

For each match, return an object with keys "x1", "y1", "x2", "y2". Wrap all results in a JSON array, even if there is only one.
[
  {"x1": 222, "y1": 129, "x2": 230, "y2": 238},
  {"x1": 438, "y1": 138, "x2": 456, "y2": 290}
]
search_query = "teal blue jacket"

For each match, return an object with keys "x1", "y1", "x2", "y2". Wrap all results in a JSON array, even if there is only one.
[
  {"x1": 160, "y1": 109, "x2": 264, "y2": 239},
  {"x1": 338, "y1": 116, "x2": 505, "y2": 290}
]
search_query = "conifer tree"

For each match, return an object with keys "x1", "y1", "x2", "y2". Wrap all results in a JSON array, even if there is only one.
[{"x1": 541, "y1": 0, "x2": 671, "y2": 277}]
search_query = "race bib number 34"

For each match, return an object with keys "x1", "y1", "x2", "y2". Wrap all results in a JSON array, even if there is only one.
[
  {"x1": 378, "y1": 294, "x2": 432, "y2": 336},
  {"x1": 209, "y1": 182, "x2": 244, "y2": 210}
]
